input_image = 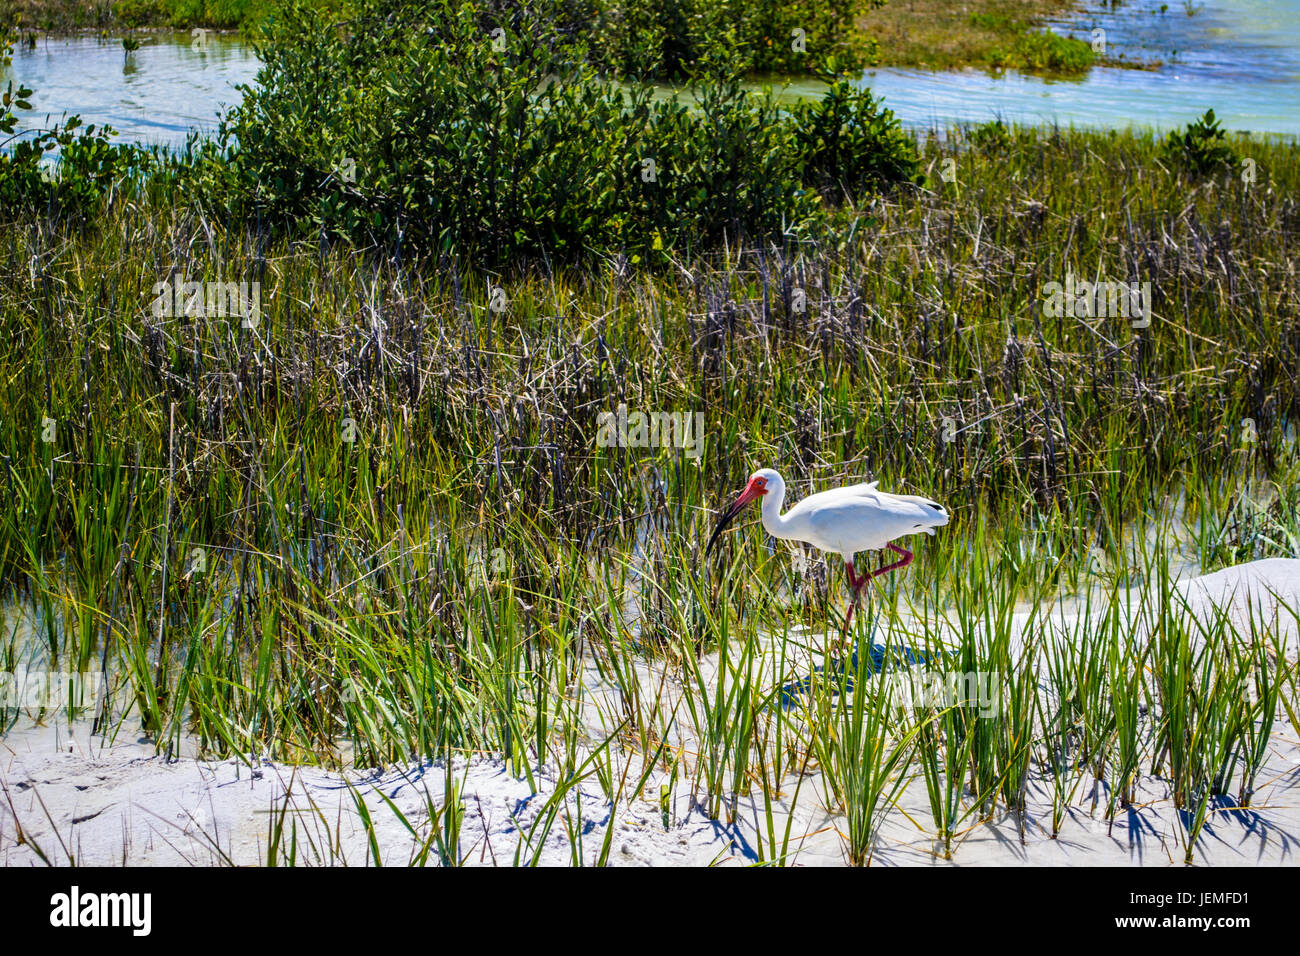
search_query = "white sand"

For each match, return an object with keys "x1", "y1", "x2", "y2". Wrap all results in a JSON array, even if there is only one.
[
  {"x1": 3, "y1": 559, "x2": 1298, "y2": 867},
  {"x1": 1178, "y1": 558, "x2": 1300, "y2": 657}
]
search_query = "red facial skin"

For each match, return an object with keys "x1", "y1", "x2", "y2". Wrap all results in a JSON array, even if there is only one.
[{"x1": 704, "y1": 475, "x2": 768, "y2": 556}]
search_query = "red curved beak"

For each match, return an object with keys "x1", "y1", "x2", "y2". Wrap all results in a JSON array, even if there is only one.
[{"x1": 704, "y1": 478, "x2": 766, "y2": 556}]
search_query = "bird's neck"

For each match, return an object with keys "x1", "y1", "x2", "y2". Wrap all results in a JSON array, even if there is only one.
[{"x1": 759, "y1": 490, "x2": 793, "y2": 539}]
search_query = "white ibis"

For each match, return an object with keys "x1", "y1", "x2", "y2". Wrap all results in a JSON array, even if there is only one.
[{"x1": 704, "y1": 468, "x2": 949, "y2": 642}]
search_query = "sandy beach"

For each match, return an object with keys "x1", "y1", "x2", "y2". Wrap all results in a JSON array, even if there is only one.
[{"x1": 5, "y1": 559, "x2": 1297, "y2": 867}]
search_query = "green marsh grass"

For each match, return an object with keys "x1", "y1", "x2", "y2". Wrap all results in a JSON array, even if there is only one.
[{"x1": 1, "y1": 117, "x2": 1298, "y2": 864}]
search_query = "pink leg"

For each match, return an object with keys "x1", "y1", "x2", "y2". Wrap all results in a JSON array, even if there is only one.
[
  {"x1": 840, "y1": 545, "x2": 914, "y2": 651},
  {"x1": 843, "y1": 561, "x2": 864, "y2": 634},
  {"x1": 871, "y1": 543, "x2": 913, "y2": 579}
]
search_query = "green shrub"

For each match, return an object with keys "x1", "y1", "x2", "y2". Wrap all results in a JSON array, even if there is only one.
[
  {"x1": 967, "y1": 118, "x2": 1012, "y2": 151},
  {"x1": 968, "y1": 11, "x2": 1020, "y2": 31},
  {"x1": 198, "y1": 0, "x2": 916, "y2": 263},
  {"x1": 1, "y1": 27, "x2": 150, "y2": 214},
  {"x1": 791, "y1": 78, "x2": 920, "y2": 196},
  {"x1": 1160, "y1": 109, "x2": 1237, "y2": 175},
  {"x1": 989, "y1": 29, "x2": 1094, "y2": 75},
  {"x1": 588, "y1": 0, "x2": 879, "y2": 79}
]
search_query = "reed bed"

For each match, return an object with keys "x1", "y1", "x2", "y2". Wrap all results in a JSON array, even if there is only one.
[{"x1": 1, "y1": 119, "x2": 1298, "y2": 864}]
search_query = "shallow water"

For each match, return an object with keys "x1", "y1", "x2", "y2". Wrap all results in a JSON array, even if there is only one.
[
  {"x1": 3, "y1": 1, "x2": 1299, "y2": 151},
  {"x1": 783, "y1": 0, "x2": 1300, "y2": 135},
  {"x1": 4, "y1": 31, "x2": 258, "y2": 149}
]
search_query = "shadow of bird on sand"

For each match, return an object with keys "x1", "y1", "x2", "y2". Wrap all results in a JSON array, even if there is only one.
[{"x1": 779, "y1": 642, "x2": 947, "y2": 710}]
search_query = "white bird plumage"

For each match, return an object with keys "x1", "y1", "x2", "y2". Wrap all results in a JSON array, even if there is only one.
[
  {"x1": 705, "y1": 467, "x2": 950, "y2": 646},
  {"x1": 748, "y1": 469, "x2": 949, "y2": 563}
]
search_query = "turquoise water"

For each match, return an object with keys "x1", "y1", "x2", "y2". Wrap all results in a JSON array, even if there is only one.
[
  {"x1": 4, "y1": 1, "x2": 1299, "y2": 149},
  {"x1": 854, "y1": 0, "x2": 1300, "y2": 135}
]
